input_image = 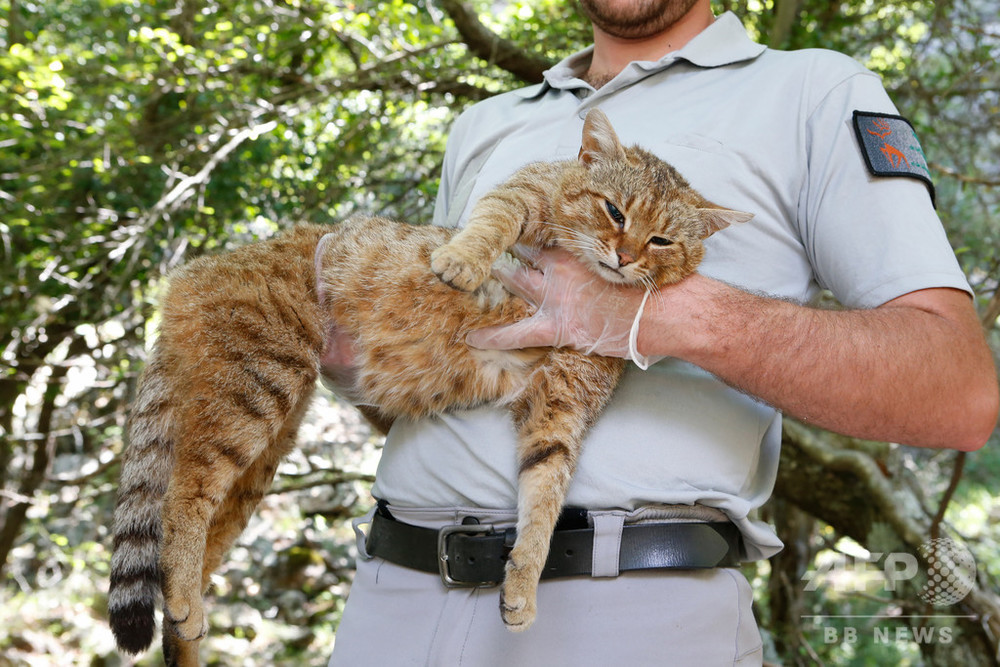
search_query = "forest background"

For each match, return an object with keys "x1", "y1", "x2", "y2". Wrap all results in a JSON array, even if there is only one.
[{"x1": 1, "y1": 0, "x2": 999, "y2": 665}]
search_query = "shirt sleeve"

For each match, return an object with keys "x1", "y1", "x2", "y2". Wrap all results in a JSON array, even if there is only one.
[
  {"x1": 431, "y1": 112, "x2": 469, "y2": 228},
  {"x1": 798, "y1": 68, "x2": 971, "y2": 308}
]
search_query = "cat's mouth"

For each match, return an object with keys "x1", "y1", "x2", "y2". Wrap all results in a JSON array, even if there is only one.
[{"x1": 597, "y1": 262, "x2": 630, "y2": 284}]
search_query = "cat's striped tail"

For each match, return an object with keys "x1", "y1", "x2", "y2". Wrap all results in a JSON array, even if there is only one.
[{"x1": 108, "y1": 346, "x2": 174, "y2": 654}]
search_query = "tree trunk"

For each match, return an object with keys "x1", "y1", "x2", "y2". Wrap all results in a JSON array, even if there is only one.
[
  {"x1": 766, "y1": 498, "x2": 817, "y2": 665},
  {"x1": 776, "y1": 420, "x2": 1000, "y2": 666},
  {"x1": 769, "y1": 0, "x2": 804, "y2": 48}
]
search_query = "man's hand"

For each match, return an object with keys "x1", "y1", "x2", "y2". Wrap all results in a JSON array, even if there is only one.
[
  {"x1": 469, "y1": 246, "x2": 998, "y2": 450},
  {"x1": 465, "y1": 248, "x2": 661, "y2": 368},
  {"x1": 640, "y1": 275, "x2": 999, "y2": 451},
  {"x1": 316, "y1": 232, "x2": 363, "y2": 401},
  {"x1": 318, "y1": 323, "x2": 362, "y2": 400}
]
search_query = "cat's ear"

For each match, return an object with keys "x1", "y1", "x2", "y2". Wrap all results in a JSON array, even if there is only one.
[
  {"x1": 578, "y1": 109, "x2": 626, "y2": 166},
  {"x1": 696, "y1": 206, "x2": 754, "y2": 238}
]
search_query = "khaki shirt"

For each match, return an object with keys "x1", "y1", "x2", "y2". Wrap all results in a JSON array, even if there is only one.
[{"x1": 372, "y1": 12, "x2": 970, "y2": 560}]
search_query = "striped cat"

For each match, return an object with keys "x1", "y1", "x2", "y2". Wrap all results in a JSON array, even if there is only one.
[{"x1": 108, "y1": 109, "x2": 750, "y2": 665}]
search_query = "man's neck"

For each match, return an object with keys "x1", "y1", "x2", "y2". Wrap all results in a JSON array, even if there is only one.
[{"x1": 586, "y1": 6, "x2": 715, "y2": 87}]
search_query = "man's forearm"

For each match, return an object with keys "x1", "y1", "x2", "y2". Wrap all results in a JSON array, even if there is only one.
[{"x1": 641, "y1": 275, "x2": 999, "y2": 450}]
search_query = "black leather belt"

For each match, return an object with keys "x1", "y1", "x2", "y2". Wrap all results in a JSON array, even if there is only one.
[{"x1": 365, "y1": 505, "x2": 744, "y2": 588}]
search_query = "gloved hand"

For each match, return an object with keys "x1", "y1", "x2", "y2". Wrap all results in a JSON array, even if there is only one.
[
  {"x1": 316, "y1": 233, "x2": 363, "y2": 401},
  {"x1": 318, "y1": 323, "x2": 365, "y2": 401},
  {"x1": 465, "y1": 248, "x2": 663, "y2": 369}
]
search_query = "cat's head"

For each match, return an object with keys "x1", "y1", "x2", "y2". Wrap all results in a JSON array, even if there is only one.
[{"x1": 554, "y1": 108, "x2": 753, "y2": 290}]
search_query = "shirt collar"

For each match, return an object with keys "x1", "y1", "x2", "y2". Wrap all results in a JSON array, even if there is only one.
[
  {"x1": 516, "y1": 11, "x2": 765, "y2": 99},
  {"x1": 677, "y1": 11, "x2": 766, "y2": 68}
]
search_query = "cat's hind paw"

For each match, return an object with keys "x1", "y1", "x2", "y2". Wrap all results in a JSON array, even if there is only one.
[
  {"x1": 499, "y1": 561, "x2": 538, "y2": 632},
  {"x1": 164, "y1": 589, "x2": 209, "y2": 642},
  {"x1": 430, "y1": 245, "x2": 489, "y2": 292}
]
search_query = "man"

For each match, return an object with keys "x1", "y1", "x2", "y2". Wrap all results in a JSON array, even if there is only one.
[{"x1": 328, "y1": 2, "x2": 998, "y2": 664}]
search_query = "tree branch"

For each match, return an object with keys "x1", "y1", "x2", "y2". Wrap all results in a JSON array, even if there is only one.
[
  {"x1": 0, "y1": 335, "x2": 88, "y2": 574},
  {"x1": 436, "y1": 0, "x2": 554, "y2": 83},
  {"x1": 268, "y1": 469, "x2": 375, "y2": 495},
  {"x1": 778, "y1": 420, "x2": 926, "y2": 545},
  {"x1": 930, "y1": 161, "x2": 1000, "y2": 187}
]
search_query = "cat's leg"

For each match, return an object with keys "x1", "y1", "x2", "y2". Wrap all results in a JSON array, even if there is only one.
[
  {"x1": 161, "y1": 421, "x2": 299, "y2": 667},
  {"x1": 159, "y1": 424, "x2": 261, "y2": 643},
  {"x1": 430, "y1": 202, "x2": 524, "y2": 292},
  {"x1": 159, "y1": 369, "x2": 317, "y2": 643},
  {"x1": 198, "y1": 394, "x2": 311, "y2": 591},
  {"x1": 163, "y1": 621, "x2": 201, "y2": 667},
  {"x1": 502, "y1": 352, "x2": 625, "y2": 631},
  {"x1": 162, "y1": 621, "x2": 200, "y2": 667}
]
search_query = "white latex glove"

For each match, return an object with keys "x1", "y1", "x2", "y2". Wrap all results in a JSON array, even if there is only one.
[
  {"x1": 465, "y1": 248, "x2": 663, "y2": 369},
  {"x1": 316, "y1": 233, "x2": 363, "y2": 401},
  {"x1": 318, "y1": 322, "x2": 365, "y2": 401}
]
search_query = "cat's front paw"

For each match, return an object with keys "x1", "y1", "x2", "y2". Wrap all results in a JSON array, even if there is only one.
[
  {"x1": 164, "y1": 588, "x2": 209, "y2": 641},
  {"x1": 430, "y1": 244, "x2": 489, "y2": 292},
  {"x1": 499, "y1": 559, "x2": 538, "y2": 632}
]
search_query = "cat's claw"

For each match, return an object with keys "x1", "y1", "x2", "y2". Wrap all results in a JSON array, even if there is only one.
[
  {"x1": 499, "y1": 587, "x2": 537, "y2": 632},
  {"x1": 430, "y1": 245, "x2": 489, "y2": 292},
  {"x1": 499, "y1": 561, "x2": 537, "y2": 632}
]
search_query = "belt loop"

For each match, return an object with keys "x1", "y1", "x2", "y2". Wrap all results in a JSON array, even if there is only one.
[
  {"x1": 590, "y1": 512, "x2": 626, "y2": 578},
  {"x1": 353, "y1": 506, "x2": 377, "y2": 561}
]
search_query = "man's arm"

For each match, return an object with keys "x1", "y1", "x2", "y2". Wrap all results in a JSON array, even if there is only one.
[
  {"x1": 643, "y1": 274, "x2": 998, "y2": 451},
  {"x1": 467, "y1": 250, "x2": 999, "y2": 451}
]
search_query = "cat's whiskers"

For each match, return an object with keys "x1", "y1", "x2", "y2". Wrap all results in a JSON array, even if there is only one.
[
  {"x1": 544, "y1": 223, "x2": 600, "y2": 249},
  {"x1": 541, "y1": 221, "x2": 584, "y2": 234},
  {"x1": 631, "y1": 271, "x2": 668, "y2": 310},
  {"x1": 637, "y1": 273, "x2": 655, "y2": 296},
  {"x1": 555, "y1": 240, "x2": 599, "y2": 253},
  {"x1": 544, "y1": 221, "x2": 597, "y2": 237}
]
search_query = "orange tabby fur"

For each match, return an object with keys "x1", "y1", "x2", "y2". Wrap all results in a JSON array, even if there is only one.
[{"x1": 108, "y1": 109, "x2": 751, "y2": 665}]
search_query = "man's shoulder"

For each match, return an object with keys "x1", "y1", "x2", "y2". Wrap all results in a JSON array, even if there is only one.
[
  {"x1": 757, "y1": 46, "x2": 875, "y2": 86},
  {"x1": 749, "y1": 46, "x2": 884, "y2": 113},
  {"x1": 455, "y1": 83, "x2": 545, "y2": 122}
]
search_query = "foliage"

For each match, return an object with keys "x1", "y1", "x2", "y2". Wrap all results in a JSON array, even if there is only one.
[{"x1": 0, "y1": 1, "x2": 997, "y2": 665}]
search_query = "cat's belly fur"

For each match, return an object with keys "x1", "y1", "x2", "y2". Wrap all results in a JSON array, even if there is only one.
[{"x1": 317, "y1": 217, "x2": 545, "y2": 418}]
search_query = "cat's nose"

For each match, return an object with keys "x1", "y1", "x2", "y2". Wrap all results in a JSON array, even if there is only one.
[{"x1": 616, "y1": 250, "x2": 634, "y2": 267}]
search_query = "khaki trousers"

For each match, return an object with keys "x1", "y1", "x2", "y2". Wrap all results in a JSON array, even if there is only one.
[{"x1": 329, "y1": 506, "x2": 763, "y2": 667}]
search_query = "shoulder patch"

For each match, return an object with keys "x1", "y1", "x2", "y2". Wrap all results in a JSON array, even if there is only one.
[{"x1": 852, "y1": 111, "x2": 935, "y2": 206}]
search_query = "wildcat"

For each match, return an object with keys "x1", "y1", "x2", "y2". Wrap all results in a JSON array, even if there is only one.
[{"x1": 108, "y1": 109, "x2": 751, "y2": 665}]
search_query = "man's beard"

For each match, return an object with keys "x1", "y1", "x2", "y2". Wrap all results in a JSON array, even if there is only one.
[{"x1": 578, "y1": 0, "x2": 701, "y2": 40}]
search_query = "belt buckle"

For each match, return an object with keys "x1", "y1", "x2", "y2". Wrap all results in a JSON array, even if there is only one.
[{"x1": 437, "y1": 523, "x2": 496, "y2": 588}]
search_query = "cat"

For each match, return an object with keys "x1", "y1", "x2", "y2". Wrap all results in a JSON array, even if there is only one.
[{"x1": 108, "y1": 108, "x2": 751, "y2": 665}]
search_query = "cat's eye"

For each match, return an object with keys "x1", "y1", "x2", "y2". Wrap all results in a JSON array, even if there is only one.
[
  {"x1": 605, "y1": 200, "x2": 625, "y2": 227},
  {"x1": 648, "y1": 236, "x2": 675, "y2": 247}
]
